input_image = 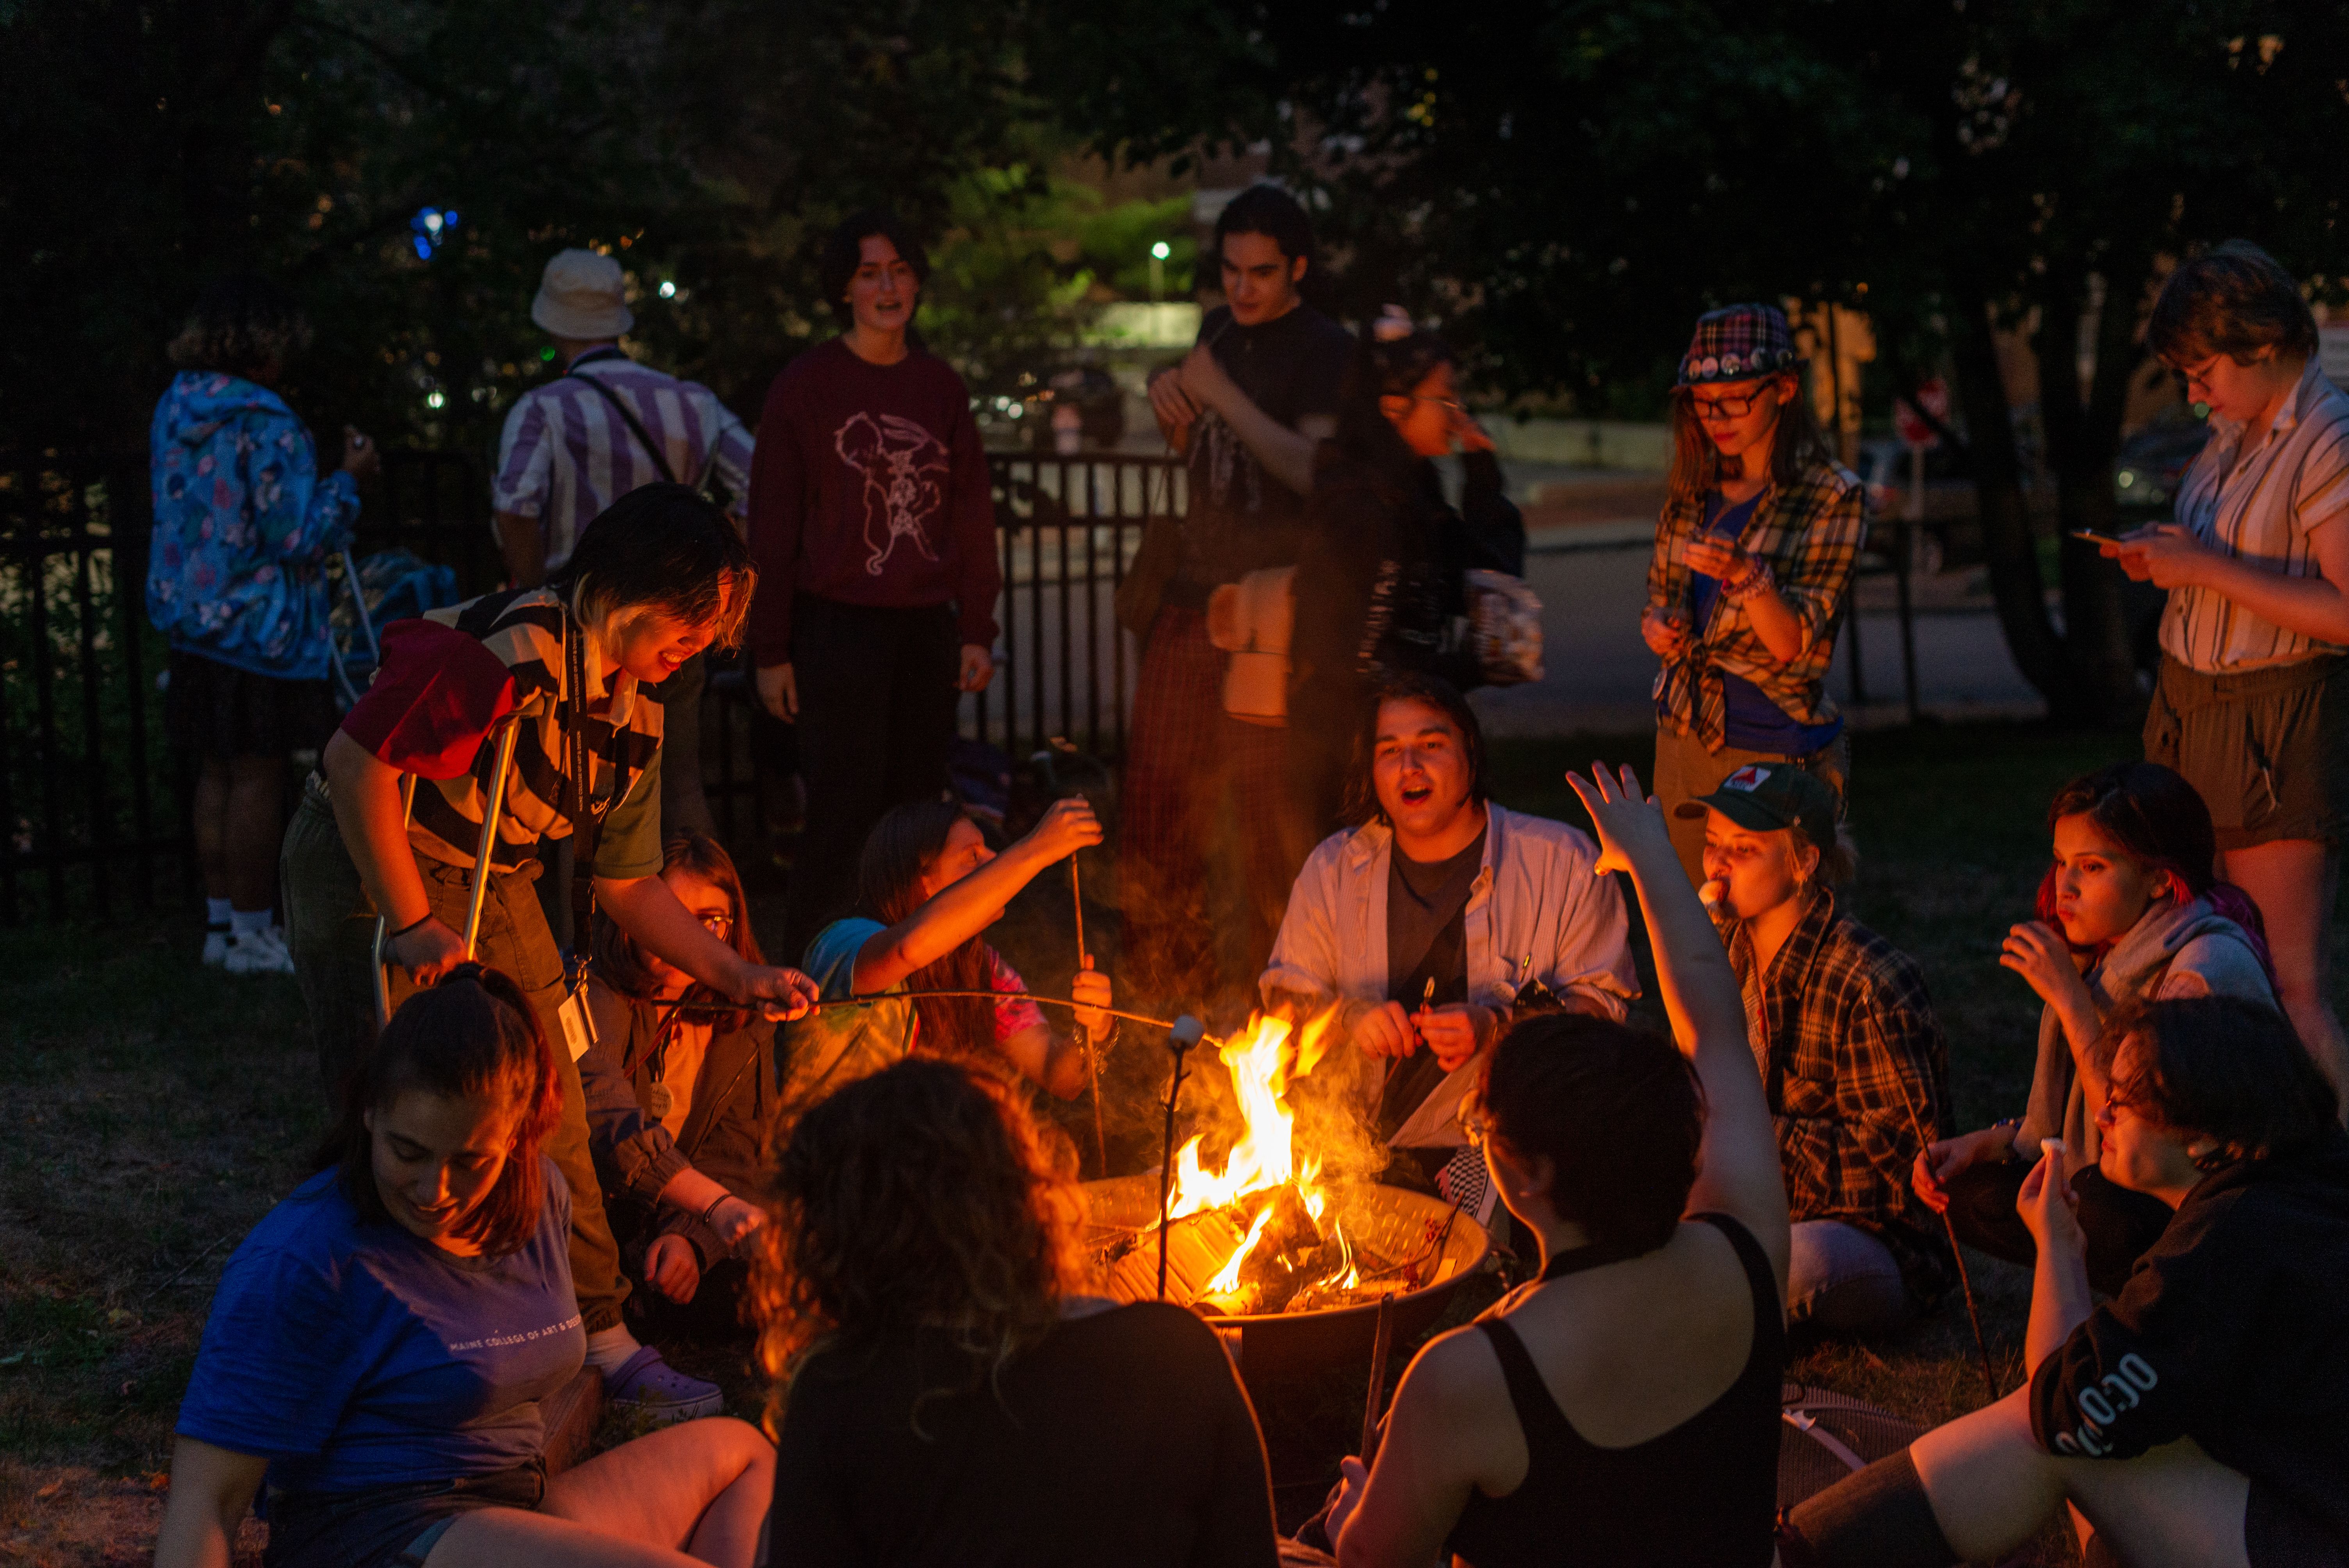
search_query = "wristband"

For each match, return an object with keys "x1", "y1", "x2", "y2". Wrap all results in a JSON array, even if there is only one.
[
  {"x1": 701, "y1": 1192, "x2": 733, "y2": 1229},
  {"x1": 1722, "y1": 558, "x2": 1775, "y2": 605},
  {"x1": 389, "y1": 914, "x2": 433, "y2": 943}
]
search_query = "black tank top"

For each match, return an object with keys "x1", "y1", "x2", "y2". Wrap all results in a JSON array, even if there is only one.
[{"x1": 1445, "y1": 1212, "x2": 1784, "y2": 1568}]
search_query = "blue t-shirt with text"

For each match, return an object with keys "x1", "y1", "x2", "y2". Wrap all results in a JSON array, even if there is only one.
[{"x1": 175, "y1": 1159, "x2": 583, "y2": 1497}]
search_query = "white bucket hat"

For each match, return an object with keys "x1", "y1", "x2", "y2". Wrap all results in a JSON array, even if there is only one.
[{"x1": 531, "y1": 248, "x2": 634, "y2": 340}]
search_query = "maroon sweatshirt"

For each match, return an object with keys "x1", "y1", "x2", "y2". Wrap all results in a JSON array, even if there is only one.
[{"x1": 745, "y1": 337, "x2": 1002, "y2": 665}]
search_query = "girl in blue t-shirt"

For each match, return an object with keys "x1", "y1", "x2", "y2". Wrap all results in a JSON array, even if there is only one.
[
  {"x1": 784, "y1": 797, "x2": 1114, "y2": 1118},
  {"x1": 155, "y1": 967, "x2": 774, "y2": 1568}
]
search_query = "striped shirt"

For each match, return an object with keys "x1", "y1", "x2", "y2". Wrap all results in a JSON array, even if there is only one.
[
  {"x1": 340, "y1": 587, "x2": 665, "y2": 880},
  {"x1": 2159, "y1": 358, "x2": 2349, "y2": 672},
  {"x1": 492, "y1": 349, "x2": 755, "y2": 572}
]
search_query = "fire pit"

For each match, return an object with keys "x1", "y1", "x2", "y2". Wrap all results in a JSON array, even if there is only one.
[
  {"x1": 1078, "y1": 1011, "x2": 1494, "y2": 1378},
  {"x1": 1080, "y1": 1173, "x2": 1490, "y2": 1378}
]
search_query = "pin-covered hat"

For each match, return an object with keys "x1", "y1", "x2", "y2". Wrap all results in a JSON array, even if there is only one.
[
  {"x1": 1676, "y1": 303, "x2": 1802, "y2": 387},
  {"x1": 1674, "y1": 762, "x2": 1838, "y2": 850}
]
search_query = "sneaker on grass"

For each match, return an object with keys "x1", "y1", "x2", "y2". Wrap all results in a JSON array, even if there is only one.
[
  {"x1": 223, "y1": 927, "x2": 297, "y2": 975},
  {"x1": 604, "y1": 1346, "x2": 725, "y2": 1424}
]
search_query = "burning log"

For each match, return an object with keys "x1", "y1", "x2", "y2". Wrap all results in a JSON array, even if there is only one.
[{"x1": 1106, "y1": 1209, "x2": 1247, "y2": 1306}]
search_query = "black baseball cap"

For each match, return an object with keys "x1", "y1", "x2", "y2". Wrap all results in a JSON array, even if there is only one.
[{"x1": 1674, "y1": 763, "x2": 1839, "y2": 850}]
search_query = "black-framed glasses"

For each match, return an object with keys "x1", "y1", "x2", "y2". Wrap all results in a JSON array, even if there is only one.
[{"x1": 1687, "y1": 390, "x2": 1766, "y2": 419}]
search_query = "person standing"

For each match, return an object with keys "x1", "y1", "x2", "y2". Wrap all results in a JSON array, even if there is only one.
[
  {"x1": 747, "y1": 210, "x2": 1000, "y2": 962},
  {"x1": 1117, "y1": 184, "x2": 1356, "y2": 1004},
  {"x1": 147, "y1": 276, "x2": 378, "y2": 975},
  {"x1": 492, "y1": 247, "x2": 756, "y2": 853},
  {"x1": 2099, "y1": 239, "x2": 2349, "y2": 1106},
  {"x1": 1644, "y1": 304, "x2": 1862, "y2": 885}
]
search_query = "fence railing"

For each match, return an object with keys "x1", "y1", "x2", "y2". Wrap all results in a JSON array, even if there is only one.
[{"x1": 0, "y1": 446, "x2": 1179, "y2": 924}]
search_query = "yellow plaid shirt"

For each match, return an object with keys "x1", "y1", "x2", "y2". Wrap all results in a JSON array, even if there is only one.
[{"x1": 1647, "y1": 460, "x2": 1864, "y2": 751}]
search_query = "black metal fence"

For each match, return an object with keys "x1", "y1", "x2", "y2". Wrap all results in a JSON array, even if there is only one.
[{"x1": 0, "y1": 447, "x2": 1176, "y2": 924}]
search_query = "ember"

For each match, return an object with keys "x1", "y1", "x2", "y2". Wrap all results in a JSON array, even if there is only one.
[{"x1": 1087, "y1": 1011, "x2": 1475, "y2": 1320}]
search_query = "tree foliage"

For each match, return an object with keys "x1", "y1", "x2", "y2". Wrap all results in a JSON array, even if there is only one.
[{"x1": 1042, "y1": 0, "x2": 2349, "y2": 722}]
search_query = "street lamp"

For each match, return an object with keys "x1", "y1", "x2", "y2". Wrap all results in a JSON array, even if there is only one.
[{"x1": 1149, "y1": 240, "x2": 1171, "y2": 306}]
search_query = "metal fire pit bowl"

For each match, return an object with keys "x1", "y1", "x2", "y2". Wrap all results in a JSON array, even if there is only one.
[{"x1": 1080, "y1": 1174, "x2": 1493, "y2": 1380}]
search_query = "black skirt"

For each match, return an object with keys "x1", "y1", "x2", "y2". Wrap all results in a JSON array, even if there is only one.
[{"x1": 164, "y1": 647, "x2": 340, "y2": 761}]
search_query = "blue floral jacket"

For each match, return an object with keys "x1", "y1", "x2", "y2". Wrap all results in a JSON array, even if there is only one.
[{"x1": 146, "y1": 372, "x2": 360, "y2": 680}]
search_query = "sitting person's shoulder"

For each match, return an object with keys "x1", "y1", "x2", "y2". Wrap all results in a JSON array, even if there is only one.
[
  {"x1": 2160, "y1": 929, "x2": 2274, "y2": 1003},
  {"x1": 804, "y1": 916, "x2": 888, "y2": 992},
  {"x1": 1489, "y1": 804, "x2": 1599, "y2": 862},
  {"x1": 1823, "y1": 911, "x2": 1933, "y2": 1003}
]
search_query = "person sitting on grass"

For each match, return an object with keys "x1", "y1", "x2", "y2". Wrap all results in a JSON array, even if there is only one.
[
  {"x1": 154, "y1": 966, "x2": 773, "y2": 1568},
  {"x1": 1914, "y1": 761, "x2": 2278, "y2": 1295},
  {"x1": 579, "y1": 830, "x2": 779, "y2": 1337},
  {"x1": 1319, "y1": 763, "x2": 1790, "y2": 1568},
  {"x1": 1679, "y1": 761, "x2": 1950, "y2": 1335},
  {"x1": 780, "y1": 795, "x2": 1113, "y2": 1119},
  {"x1": 759, "y1": 1057, "x2": 1279, "y2": 1567},
  {"x1": 1261, "y1": 673, "x2": 1636, "y2": 1196},
  {"x1": 1783, "y1": 995, "x2": 2349, "y2": 1568}
]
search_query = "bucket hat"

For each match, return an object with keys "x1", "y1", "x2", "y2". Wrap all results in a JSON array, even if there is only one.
[
  {"x1": 1674, "y1": 761, "x2": 1838, "y2": 851},
  {"x1": 531, "y1": 248, "x2": 634, "y2": 340},
  {"x1": 1676, "y1": 303, "x2": 1802, "y2": 387}
]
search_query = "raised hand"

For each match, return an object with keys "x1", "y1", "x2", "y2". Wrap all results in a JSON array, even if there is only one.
[
  {"x1": 1562, "y1": 761, "x2": 1668, "y2": 878},
  {"x1": 1023, "y1": 796, "x2": 1104, "y2": 863}
]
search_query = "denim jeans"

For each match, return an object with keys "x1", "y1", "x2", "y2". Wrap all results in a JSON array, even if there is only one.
[{"x1": 1786, "y1": 1219, "x2": 1909, "y2": 1335}]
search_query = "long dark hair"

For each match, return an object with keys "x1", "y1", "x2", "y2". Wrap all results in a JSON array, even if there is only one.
[
  {"x1": 857, "y1": 798, "x2": 1001, "y2": 1064},
  {"x1": 592, "y1": 829, "x2": 765, "y2": 1038},
  {"x1": 1665, "y1": 367, "x2": 1835, "y2": 508},
  {"x1": 754, "y1": 1058, "x2": 1087, "y2": 1433},
  {"x1": 313, "y1": 965, "x2": 563, "y2": 1258},
  {"x1": 2035, "y1": 761, "x2": 2274, "y2": 983},
  {"x1": 1315, "y1": 317, "x2": 1458, "y2": 499},
  {"x1": 1479, "y1": 1012, "x2": 1705, "y2": 1254}
]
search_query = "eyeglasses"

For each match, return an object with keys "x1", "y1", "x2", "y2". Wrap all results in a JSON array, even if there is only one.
[
  {"x1": 1413, "y1": 395, "x2": 1467, "y2": 415},
  {"x1": 1688, "y1": 389, "x2": 1777, "y2": 419},
  {"x1": 1458, "y1": 1102, "x2": 1493, "y2": 1151},
  {"x1": 697, "y1": 910, "x2": 734, "y2": 939}
]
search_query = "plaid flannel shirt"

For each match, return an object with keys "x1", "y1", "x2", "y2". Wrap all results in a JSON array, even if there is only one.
[
  {"x1": 1723, "y1": 885, "x2": 1953, "y2": 1304},
  {"x1": 1648, "y1": 461, "x2": 1864, "y2": 752}
]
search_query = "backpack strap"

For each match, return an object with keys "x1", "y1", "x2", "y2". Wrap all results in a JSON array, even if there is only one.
[{"x1": 566, "y1": 367, "x2": 677, "y2": 485}]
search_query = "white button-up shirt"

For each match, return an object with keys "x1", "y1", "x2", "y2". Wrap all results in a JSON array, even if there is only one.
[{"x1": 1260, "y1": 804, "x2": 1639, "y2": 1146}]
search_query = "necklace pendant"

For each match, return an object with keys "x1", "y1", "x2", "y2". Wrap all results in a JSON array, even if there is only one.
[{"x1": 647, "y1": 1082, "x2": 674, "y2": 1119}]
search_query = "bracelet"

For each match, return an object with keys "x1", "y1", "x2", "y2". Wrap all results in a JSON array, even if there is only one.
[
  {"x1": 700, "y1": 1192, "x2": 733, "y2": 1228},
  {"x1": 1722, "y1": 558, "x2": 1775, "y2": 605},
  {"x1": 388, "y1": 913, "x2": 433, "y2": 942}
]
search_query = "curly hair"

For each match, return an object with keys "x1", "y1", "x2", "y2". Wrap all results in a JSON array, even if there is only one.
[
  {"x1": 313, "y1": 964, "x2": 564, "y2": 1258},
  {"x1": 751, "y1": 1058, "x2": 1089, "y2": 1438},
  {"x1": 167, "y1": 275, "x2": 313, "y2": 379}
]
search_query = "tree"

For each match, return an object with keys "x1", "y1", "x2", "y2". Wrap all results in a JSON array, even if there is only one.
[{"x1": 1043, "y1": 0, "x2": 2349, "y2": 724}]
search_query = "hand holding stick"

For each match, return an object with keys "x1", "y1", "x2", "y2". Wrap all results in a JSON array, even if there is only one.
[{"x1": 1071, "y1": 853, "x2": 1107, "y2": 1175}]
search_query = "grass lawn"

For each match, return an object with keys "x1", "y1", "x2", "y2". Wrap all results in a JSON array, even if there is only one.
[{"x1": 16, "y1": 716, "x2": 2308, "y2": 1565}]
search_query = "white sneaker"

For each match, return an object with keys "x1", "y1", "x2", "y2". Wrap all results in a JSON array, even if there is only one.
[
  {"x1": 224, "y1": 927, "x2": 297, "y2": 975},
  {"x1": 202, "y1": 927, "x2": 229, "y2": 967}
]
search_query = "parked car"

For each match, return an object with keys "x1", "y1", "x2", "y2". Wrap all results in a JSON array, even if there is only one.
[{"x1": 2113, "y1": 404, "x2": 2212, "y2": 515}]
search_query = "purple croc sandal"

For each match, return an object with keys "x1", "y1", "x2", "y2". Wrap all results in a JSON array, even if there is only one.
[{"x1": 603, "y1": 1345, "x2": 724, "y2": 1424}]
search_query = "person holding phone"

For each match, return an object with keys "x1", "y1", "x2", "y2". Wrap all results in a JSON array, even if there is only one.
[
  {"x1": 1644, "y1": 305, "x2": 1864, "y2": 885},
  {"x1": 2092, "y1": 240, "x2": 2349, "y2": 1107}
]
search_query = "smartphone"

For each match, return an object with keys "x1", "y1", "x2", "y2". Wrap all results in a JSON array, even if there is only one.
[{"x1": 2069, "y1": 529, "x2": 2119, "y2": 544}]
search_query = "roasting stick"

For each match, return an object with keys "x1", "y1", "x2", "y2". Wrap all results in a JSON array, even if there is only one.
[
  {"x1": 1360, "y1": 1292, "x2": 1398, "y2": 1462},
  {"x1": 1071, "y1": 854, "x2": 1108, "y2": 1175},
  {"x1": 658, "y1": 991, "x2": 1192, "y2": 1033},
  {"x1": 1892, "y1": 1069, "x2": 2000, "y2": 1402}
]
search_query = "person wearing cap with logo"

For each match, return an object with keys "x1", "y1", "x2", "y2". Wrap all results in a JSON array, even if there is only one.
[
  {"x1": 1682, "y1": 762, "x2": 1950, "y2": 1335},
  {"x1": 1644, "y1": 304, "x2": 1862, "y2": 886},
  {"x1": 491, "y1": 248, "x2": 756, "y2": 853}
]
